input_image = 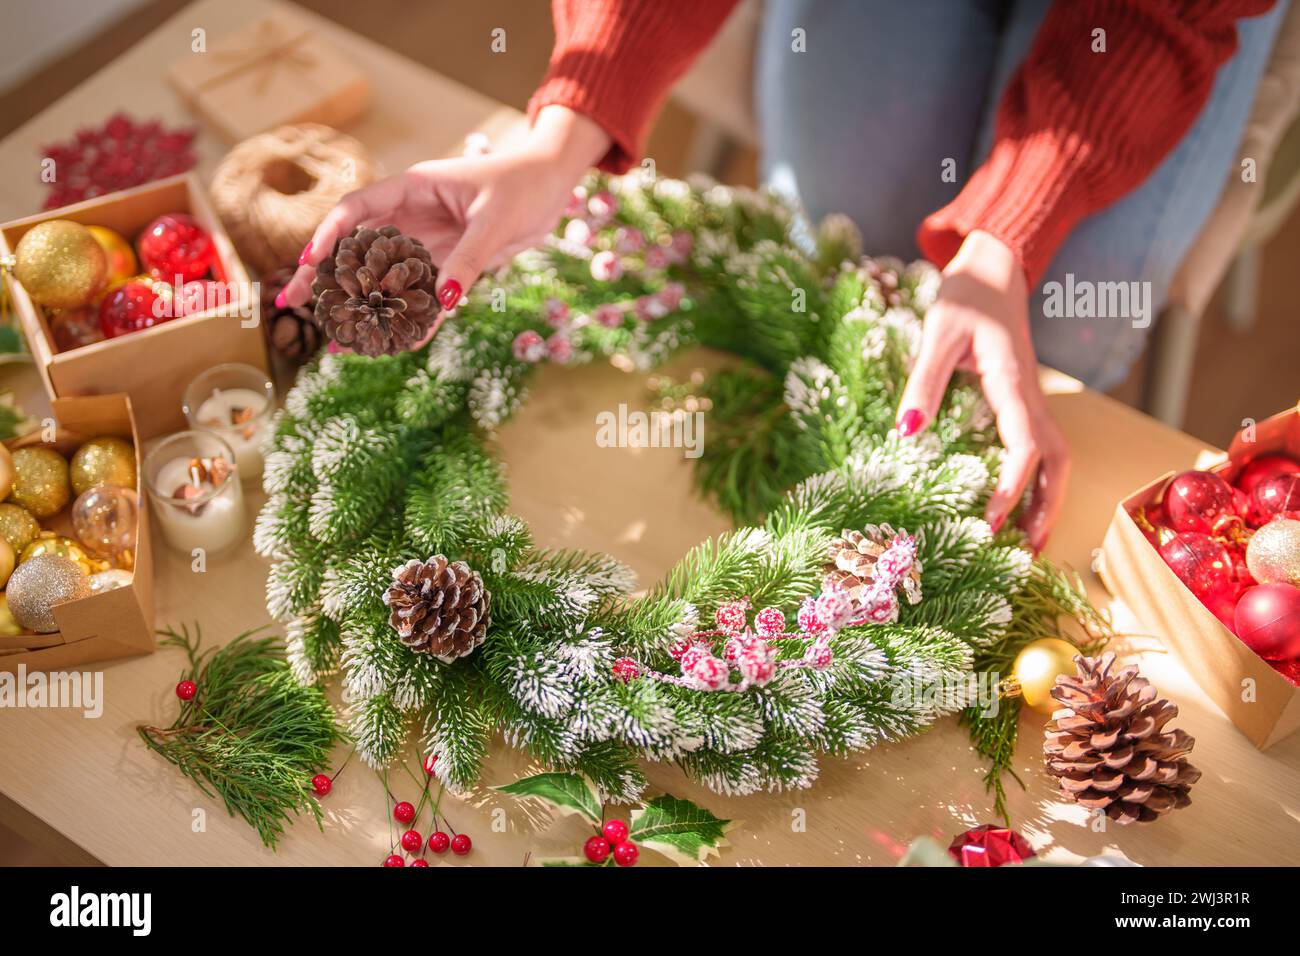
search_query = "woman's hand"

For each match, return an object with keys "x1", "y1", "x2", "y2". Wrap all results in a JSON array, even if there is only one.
[
  {"x1": 895, "y1": 230, "x2": 1069, "y2": 553},
  {"x1": 279, "y1": 106, "x2": 611, "y2": 312}
]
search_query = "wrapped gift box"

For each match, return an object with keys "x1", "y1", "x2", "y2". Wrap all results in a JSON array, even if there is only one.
[
  {"x1": 0, "y1": 173, "x2": 269, "y2": 439},
  {"x1": 168, "y1": 11, "x2": 370, "y2": 142},
  {"x1": 0, "y1": 394, "x2": 154, "y2": 672},
  {"x1": 1100, "y1": 406, "x2": 1300, "y2": 749}
]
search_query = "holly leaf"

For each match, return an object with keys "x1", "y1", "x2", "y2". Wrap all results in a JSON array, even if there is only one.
[
  {"x1": 629, "y1": 794, "x2": 735, "y2": 865},
  {"x1": 495, "y1": 772, "x2": 602, "y2": 824}
]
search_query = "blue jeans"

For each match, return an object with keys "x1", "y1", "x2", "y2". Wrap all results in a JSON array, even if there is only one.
[{"x1": 757, "y1": 0, "x2": 1287, "y2": 390}]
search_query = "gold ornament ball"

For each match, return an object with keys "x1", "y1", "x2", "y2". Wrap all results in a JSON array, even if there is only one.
[
  {"x1": 86, "y1": 225, "x2": 138, "y2": 290},
  {"x1": 0, "y1": 537, "x2": 13, "y2": 589},
  {"x1": 0, "y1": 444, "x2": 13, "y2": 501},
  {"x1": 69, "y1": 436, "x2": 137, "y2": 497},
  {"x1": 20, "y1": 533, "x2": 98, "y2": 575},
  {"x1": 6, "y1": 553, "x2": 89, "y2": 633},
  {"x1": 13, "y1": 220, "x2": 107, "y2": 309},
  {"x1": 1246, "y1": 518, "x2": 1300, "y2": 587},
  {"x1": 0, "y1": 503, "x2": 40, "y2": 553},
  {"x1": 0, "y1": 595, "x2": 21, "y2": 637},
  {"x1": 1011, "y1": 637, "x2": 1080, "y2": 714},
  {"x1": 8, "y1": 447, "x2": 71, "y2": 518},
  {"x1": 88, "y1": 568, "x2": 133, "y2": 594}
]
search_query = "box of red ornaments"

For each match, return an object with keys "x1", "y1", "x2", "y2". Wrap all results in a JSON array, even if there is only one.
[
  {"x1": 1100, "y1": 406, "x2": 1300, "y2": 748},
  {"x1": 0, "y1": 394, "x2": 155, "y2": 673},
  {"x1": 0, "y1": 173, "x2": 269, "y2": 439}
]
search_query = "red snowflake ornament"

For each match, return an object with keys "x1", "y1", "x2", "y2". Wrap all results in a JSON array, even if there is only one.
[{"x1": 41, "y1": 112, "x2": 197, "y2": 210}]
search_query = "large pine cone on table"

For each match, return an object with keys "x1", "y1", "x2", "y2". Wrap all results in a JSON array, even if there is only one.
[
  {"x1": 1043, "y1": 652, "x2": 1200, "y2": 825},
  {"x1": 311, "y1": 225, "x2": 438, "y2": 356},
  {"x1": 383, "y1": 556, "x2": 490, "y2": 662}
]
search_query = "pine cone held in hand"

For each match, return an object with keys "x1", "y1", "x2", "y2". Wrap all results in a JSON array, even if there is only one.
[
  {"x1": 1043, "y1": 653, "x2": 1200, "y2": 825},
  {"x1": 312, "y1": 225, "x2": 439, "y2": 356},
  {"x1": 383, "y1": 556, "x2": 490, "y2": 662}
]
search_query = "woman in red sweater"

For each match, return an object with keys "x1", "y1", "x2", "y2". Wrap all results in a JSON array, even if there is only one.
[{"x1": 281, "y1": 0, "x2": 1284, "y2": 550}]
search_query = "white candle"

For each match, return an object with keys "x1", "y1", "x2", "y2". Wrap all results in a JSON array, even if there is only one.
[
  {"x1": 193, "y1": 386, "x2": 271, "y2": 480},
  {"x1": 150, "y1": 455, "x2": 246, "y2": 557}
]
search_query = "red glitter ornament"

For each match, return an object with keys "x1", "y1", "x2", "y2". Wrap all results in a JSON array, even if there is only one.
[
  {"x1": 40, "y1": 112, "x2": 197, "y2": 210},
  {"x1": 137, "y1": 213, "x2": 214, "y2": 283},
  {"x1": 99, "y1": 279, "x2": 167, "y2": 338},
  {"x1": 1234, "y1": 583, "x2": 1300, "y2": 661},
  {"x1": 1163, "y1": 470, "x2": 1239, "y2": 535},
  {"x1": 1159, "y1": 531, "x2": 1235, "y2": 599},
  {"x1": 947, "y1": 824, "x2": 1036, "y2": 867},
  {"x1": 1234, "y1": 454, "x2": 1300, "y2": 496},
  {"x1": 1253, "y1": 474, "x2": 1300, "y2": 524}
]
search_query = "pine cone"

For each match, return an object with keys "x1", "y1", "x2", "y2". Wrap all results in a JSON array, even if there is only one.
[
  {"x1": 1044, "y1": 653, "x2": 1200, "y2": 825},
  {"x1": 383, "y1": 556, "x2": 490, "y2": 662},
  {"x1": 824, "y1": 529, "x2": 884, "y2": 599},
  {"x1": 262, "y1": 267, "x2": 321, "y2": 363},
  {"x1": 311, "y1": 225, "x2": 438, "y2": 356}
]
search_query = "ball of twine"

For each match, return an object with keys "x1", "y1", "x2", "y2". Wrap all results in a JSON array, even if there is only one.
[{"x1": 209, "y1": 124, "x2": 377, "y2": 276}]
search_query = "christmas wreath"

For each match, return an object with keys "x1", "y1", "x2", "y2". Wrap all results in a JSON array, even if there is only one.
[{"x1": 257, "y1": 171, "x2": 1108, "y2": 812}]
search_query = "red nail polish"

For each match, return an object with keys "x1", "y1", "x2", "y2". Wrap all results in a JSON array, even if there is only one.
[
  {"x1": 274, "y1": 291, "x2": 287, "y2": 309},
  {"x1": 897, "y1": 408, "x2": 924, "y2": 438},
  {"x1": 298, "y1": 241, "x2": 313, "y2": 265},
  {"x1": 438, "y1": 280, "x2": 462, "y2": 311},
  {"x1": 989, "y1": 513, "x2": 1005, "y2": 534}
]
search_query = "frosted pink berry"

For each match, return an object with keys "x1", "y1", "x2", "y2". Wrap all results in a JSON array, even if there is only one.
[
  {"x1": 512, "y1": 329, "x2": 546, "y2": 363},
  {"x1": 754, "y1": 607, "x2": 786, "y2": 638},
  {"x1": 612, "y1": 657, "x2": 641, "y2": 683},
  {"x1": 714, "y1": 599, "x2": 750, "y2": 635},
  {"x1": 591, "y1": 250, "x2": 623, "y2": 282}
]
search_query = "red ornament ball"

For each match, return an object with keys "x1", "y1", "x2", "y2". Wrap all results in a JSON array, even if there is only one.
[
  {"x1": 400, "y1": 830, "x2": 423, "y2": 852},
  {"x1": 393, "y1": 801, "x2": 415, "y2": 824},
  {"x1": 382, "y1": 854, "x2": 405, "y2": 868},
  {"x1": 1159, "y1": 532, "x2": 1235, "y2": 599},
  {"x1": 428, "y1": 831, "x2": 450, "y2": 854},
  {"x1": 1234, "y1": 583, "x2": 1300, "y2": 661},
  {"x1": 947, "y1": 824, "x2": 1036, "y2": 867},
  {"x1": 423, "y1": 753, "x2": 438, "y2": 775},
  {"x1": 450, "y1": 833, "x2": 472, "y2": 856},
  {"x1": 613, "y1": 841, "x2": 639, "y2": 867},
  {"x1": 410, "y1": 859, "x2": 429, "y2": 867},
  {"x1": 137, "y1": 213, "x2": 214, "y2": 283},
  {"x1": 1253, "y1": 474, "x2": 1300, "y2": 523},
  {"x1": 311, "y1": 773, "x2": 332, "y2": 796},
  {"x1": 99, "y1": 279, "x2": 167, "y2": 338},
  {"x1": 583, "y1": 835, "x2": 611, "y2": 863},
  {"x1": 602, "y1": 819, "x2": 629, "y2": 845},
  {"x1": 1163, "y1": 470, "x2": 1238, "y2": 535},
  {"x1": 1235, "y1": 454, "x2": 1300, "y2": 496},
  {"x1": 175, "y1": 679, "x2": 197, "y2": 701}
]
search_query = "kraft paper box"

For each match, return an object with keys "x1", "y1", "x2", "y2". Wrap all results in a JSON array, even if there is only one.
[
  {"x1": 0, "y1": 394, "x2": 155, "y2": 673},
  {"x1": 167, "y1": 12, "x2": 370, "y2": 142},
  {"x1": 0, "y1": 173, "x2": 269, "y2": 439},
  {"x1": 1099, "y1": 406, "x2": 1300, "y2": 749}
]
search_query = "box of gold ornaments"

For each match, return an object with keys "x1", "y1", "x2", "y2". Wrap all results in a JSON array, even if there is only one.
[{"x1": 0, "y1": 394, "x2": 154, "y2": 672}]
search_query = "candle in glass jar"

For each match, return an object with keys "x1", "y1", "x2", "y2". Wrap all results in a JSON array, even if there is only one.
[
  {"x1": 193, "y1": 387, "x2": 270, "y2": 478},
  {"x1": 149, "y1": 452, "x2": 245, "y2": 556}
]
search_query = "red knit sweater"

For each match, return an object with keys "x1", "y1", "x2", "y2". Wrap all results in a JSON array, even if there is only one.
[{"x1": 528, "y1": 0, "x2": 1276, "y2": 285}]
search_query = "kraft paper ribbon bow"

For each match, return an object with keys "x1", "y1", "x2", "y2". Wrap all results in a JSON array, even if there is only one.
[{"x1": 196, "y1": 19, "x2": 317, "y2": 95}]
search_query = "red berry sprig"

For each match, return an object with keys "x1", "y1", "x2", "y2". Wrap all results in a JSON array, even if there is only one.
[
  {"x1": 311, "y1": 773, "x2": 332, "y2": 796},
  {"x1": 400, "y1": 830, "x2": 423, "y2": 852},
  {"x1": 428, "y1": 831, "x2": 451, "y2": 854},
  {"x1": 383, "y1": 854, "x2": 405, "y2": 867},
  {"x1": 393, "y1": 801, "x2": 416, "y2": 824},
  {"x1": 450, "y1": 833, "x2": 472, "y2": 856},
  {"x1": 175, "y1": 680, "x2": 197, "y2": 701},
  {"x1": 579, "y1": 816, "x2": 638, "y2": 867}
]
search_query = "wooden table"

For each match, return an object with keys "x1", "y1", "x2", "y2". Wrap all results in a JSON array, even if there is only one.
[{"x1": 2, "y1": 0, "x2": 1299, "y2": 868}]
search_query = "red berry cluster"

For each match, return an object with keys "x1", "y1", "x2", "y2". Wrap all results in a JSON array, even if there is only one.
[
  {"x1": 583, "y1": 818, "x2": 639, "y2": 867},
  {"x1": 371, "y1": 754, "x2": 472, "y2": 867}
]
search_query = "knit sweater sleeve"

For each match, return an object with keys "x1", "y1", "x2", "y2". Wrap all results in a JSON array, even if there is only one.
[
  {"x1": 527, "y1": 0, "x2": 741, "y2": 172},
  {"x1": 917, "y1": 0, "x2": 1277, "y2": 286}
]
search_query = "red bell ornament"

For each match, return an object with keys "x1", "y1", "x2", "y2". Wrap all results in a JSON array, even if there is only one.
[
  {"x1": 1253, "y1": 474, "x2": 1300, "y2": 523},
  {"x1": 1158, "y1": 531, "x2": 1235, "y2": 599},
  {"x1": 1234, "y1": 453, "x2": 1300, "y2": 496},
  {"x1": 1234, "y1": 583, "x2": 1300, "y2": 661},
  {"x1": 137, "y1": 213, "x2": 214, "y2": 283},
  {"x1": 1162, "y1": 470, "x2": 1239, "y2": 535}
]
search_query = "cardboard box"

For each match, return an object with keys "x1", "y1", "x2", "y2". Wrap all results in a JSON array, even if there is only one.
[
  {"x1": 0, "y1": 394, "x2": 154, "y2": 672},
  {"x1": 0, "y1": 173, "x2": 270, "y2": 439},
  {"x1": 1100, "y1": 406, "x2": 1300, "y2": 749},
  {"x1": 168, "y1": 11, "x2": 370, "y2": 142}
]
